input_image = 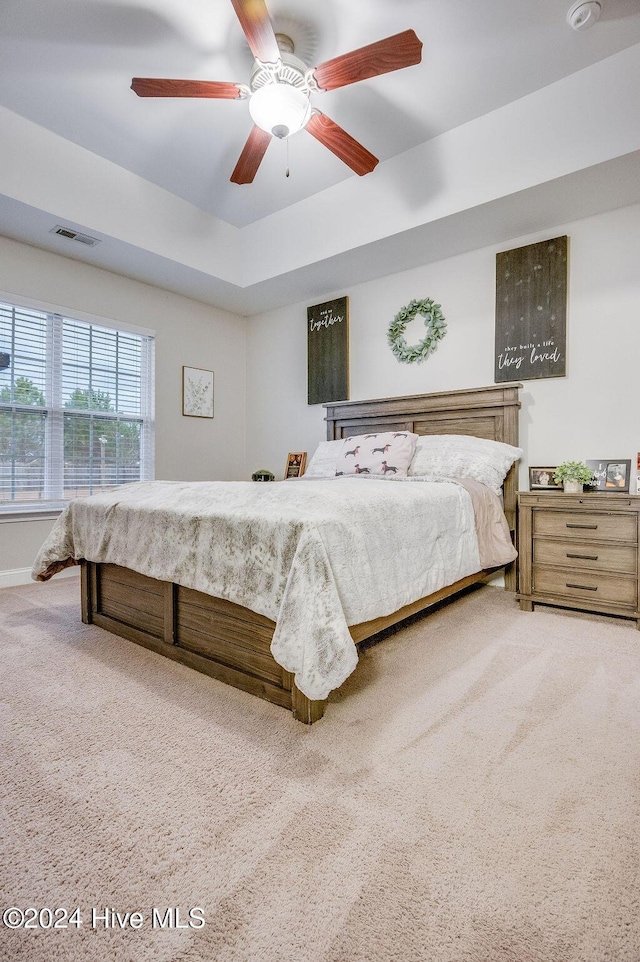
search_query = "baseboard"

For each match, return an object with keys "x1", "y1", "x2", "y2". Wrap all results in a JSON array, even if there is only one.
[{"x1": 0, "y1": 565, "x2": 80, "y2": 589}]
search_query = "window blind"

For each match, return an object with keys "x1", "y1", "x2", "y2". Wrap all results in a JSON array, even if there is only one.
[{"x1": 0, "y1": 301, "x2": 155, "y2": 511}]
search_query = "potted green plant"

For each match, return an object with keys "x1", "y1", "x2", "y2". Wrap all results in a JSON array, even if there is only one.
[{"x1": 553, "y1": 461, "x2": 595, "y2": 494}]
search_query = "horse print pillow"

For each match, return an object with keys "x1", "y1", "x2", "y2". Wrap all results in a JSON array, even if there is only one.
[{"x1": 335, "y1": 431, "x2": 418, "y2": 478}]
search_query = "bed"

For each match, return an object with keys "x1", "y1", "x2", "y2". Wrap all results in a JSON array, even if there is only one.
[{"x1": 33, "y1": 383, "x2": 521, "y2": 724}]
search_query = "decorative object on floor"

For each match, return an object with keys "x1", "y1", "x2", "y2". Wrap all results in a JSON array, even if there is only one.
[
  {"x1": 553, "y1": 461, "x2": 596, "y2": 493},
  {"x1": 586, "y1": 459, "x2": 631, "y2": 493},
  {"x1": 529, "y1": 466, "x2": 561, "y2": 490},
  {"x1": 387, "y1": 298, "x2": 447, "y2": 364},
  {"x1": 284, "y1": 452, "x2": 307, "y2": 479},
  {"x1": 182, "y1": 366, "x2": 214, "y2": 418},
  {"x1": 307, "y1": 296, "x2": 349, "y2": 405},
  {"x1": 130, "y1": 0, "x2": 422, "y2": 184},
  {"x1": 251, "y1": 468, "x2": 275, "y2": 481},
  {"x1": 495, "y1": 236, "x2": 567, "y2": 382}
]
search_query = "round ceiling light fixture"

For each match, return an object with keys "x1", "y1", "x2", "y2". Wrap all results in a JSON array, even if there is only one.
[
  {"x1": 566, "y1": 1, "x2": 602, "y2": 31},
  {"x1": 248, "y1": 82, "x2": 311, "y2": 139}
]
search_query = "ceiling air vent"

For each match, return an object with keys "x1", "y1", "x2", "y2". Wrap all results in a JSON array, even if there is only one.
[{"x1": 50, "y1": 225, "x2": 101, "y2": 246}]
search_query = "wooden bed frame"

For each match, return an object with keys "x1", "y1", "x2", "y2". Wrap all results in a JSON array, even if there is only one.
[{"x1": 81, "y1": 382, "x2": 521, "y2": 724}]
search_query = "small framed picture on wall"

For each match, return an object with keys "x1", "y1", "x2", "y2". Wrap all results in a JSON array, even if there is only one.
[
  {"x1": 284, "y1": 452, "x2": 307, "y2": 479},
  {"x1": 182, "y1": 366, "x2": 214, "y2": 418}
]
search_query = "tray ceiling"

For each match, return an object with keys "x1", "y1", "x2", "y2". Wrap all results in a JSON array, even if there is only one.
[{"x1": 1, "y1": 0, "x2": 639, "y2": 312}]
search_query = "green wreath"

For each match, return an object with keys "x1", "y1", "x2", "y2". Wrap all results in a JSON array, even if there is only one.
[{"x1": 387, "y1": 298, "x2": 447, "y2": 364}]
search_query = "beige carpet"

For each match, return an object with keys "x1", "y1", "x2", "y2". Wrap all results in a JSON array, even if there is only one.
[{"x1": 1, "y1": 577, "x2": 639, "y2": 962}]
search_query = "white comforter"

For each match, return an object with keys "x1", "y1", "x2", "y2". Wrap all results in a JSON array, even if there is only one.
[{"x1": 32, "y1": 477, "x2": 515, "y2": 700}]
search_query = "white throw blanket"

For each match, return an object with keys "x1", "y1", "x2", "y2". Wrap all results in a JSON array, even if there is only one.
[{"x1": 32, "y1": 478, "x2": 515, "y2": 700}]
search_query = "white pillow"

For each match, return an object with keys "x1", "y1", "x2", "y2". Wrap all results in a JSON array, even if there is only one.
[
  {"x1": 408, "y1": 434, "x2": 523, "y2": 493},
  {"x1": 335, "y1": 431, "x2": 418, "y2": 478},
  {"x1": 304, "y1": 439, "x2": 345, "y2": 479}
]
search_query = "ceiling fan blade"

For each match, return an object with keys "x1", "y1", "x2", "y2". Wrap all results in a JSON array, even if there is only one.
[
  {"x1": 312, "y1": 29, "x2": 423, "y2": 92},
  {"x1": 131, "y1": 78, "x2": 242, "y2": 99},
  {"x1": 230, "y1": 126, "x2": 272, "y2": 184},
  {"x1": 306, "y1": 112, "x2": 378, "y2": 176},
  {"x1": 229, "y1": 0, "x2": 280, "y2": 64}
]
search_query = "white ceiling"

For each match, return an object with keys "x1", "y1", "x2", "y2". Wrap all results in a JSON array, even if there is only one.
[{"x1": 1, "y1": 0, "x2": 640, "y2": 313}]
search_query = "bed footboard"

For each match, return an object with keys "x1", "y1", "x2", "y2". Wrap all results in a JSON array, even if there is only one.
[
  {"x1": 81, "y1": 561, "x2": 326, "y2": 724},
  {"x1": 80, "y1": 561, "x2": 490, "y2": 724}
]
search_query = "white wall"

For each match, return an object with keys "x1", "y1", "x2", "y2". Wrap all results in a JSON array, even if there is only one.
[
  {"x1": 0, "y1": 236, "x2": 247, "y2": 576},
  {"x1": 246, "y1": 202, "x2": 640, "y2": 488},
  {"x1": 4, "y1": 201, "x2": 639, "y2": 578}
]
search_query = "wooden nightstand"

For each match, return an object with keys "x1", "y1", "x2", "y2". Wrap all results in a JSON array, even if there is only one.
[{"x1": 518, "y1": 491, "x2": 640, "y2": 628}]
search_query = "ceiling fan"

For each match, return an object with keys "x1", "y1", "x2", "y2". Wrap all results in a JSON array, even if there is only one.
[{"x1": 131, "y1": 0, "x2": 423, "y2": 185}]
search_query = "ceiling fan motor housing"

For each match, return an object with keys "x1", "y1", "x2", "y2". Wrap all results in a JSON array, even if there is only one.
[{"x1": 249, "y1": 52, "x2": 309, "y2": 93}]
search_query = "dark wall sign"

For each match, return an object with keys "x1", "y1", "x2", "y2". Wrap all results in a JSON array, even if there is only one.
[
  {"x1": 307, "y1": 296, "x2": 349, "y2": 405},
  {"x1": 495, "y1": 236, "x2": 567, "y2": 382}
]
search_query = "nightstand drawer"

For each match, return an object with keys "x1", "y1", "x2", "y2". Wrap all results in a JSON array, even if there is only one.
[
  {"x1": 533, "y1": 510, "x2": 637, "y2": 543},
  {"x1": 533, "y1": 566, "x2": 637, "y2": 607},
  {"x1": 534, "y1": 539, "x2": 637, "y2": 574}
]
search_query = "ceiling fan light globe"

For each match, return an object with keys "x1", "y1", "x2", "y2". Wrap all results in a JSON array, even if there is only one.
[{"x1": 249, "y1": 83, "x2": 311, "y2": 138}]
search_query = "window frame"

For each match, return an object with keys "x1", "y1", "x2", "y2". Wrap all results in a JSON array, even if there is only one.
[{"x1": 0, "y1": 292, "x2": 155, "y2": 521}]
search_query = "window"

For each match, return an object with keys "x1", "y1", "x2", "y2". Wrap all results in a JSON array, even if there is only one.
[{"x1": 0, "y1": 299, "x2": 154, "y2": 515}]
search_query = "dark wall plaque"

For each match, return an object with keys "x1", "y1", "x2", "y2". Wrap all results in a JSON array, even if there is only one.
[
  {"x1": 495, "y1": 236, "x2": 567, "y2": 382},
  {"x1": 307, "y1": 296, "x2": 349, "y2": 405}
]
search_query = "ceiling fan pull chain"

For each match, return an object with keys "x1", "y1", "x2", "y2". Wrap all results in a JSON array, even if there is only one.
[{"x1": 286, "y1": 138, "x2": 290, "y2": 178}]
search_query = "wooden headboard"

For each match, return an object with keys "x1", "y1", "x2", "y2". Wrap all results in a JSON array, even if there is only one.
[{"x1": 324, "y1": 382, "x2": 522, "y2": 589}]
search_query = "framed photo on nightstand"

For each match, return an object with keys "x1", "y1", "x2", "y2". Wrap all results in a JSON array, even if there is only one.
[
  {"x1": 586, "y1": 459, "x2": 631, "y2": 492},
  {"x1": 284, "y1": 452, "x2": 307, "y2": 479},
  {"x1": 529, "y1": 466, "x2": 561, "y2": 490}
]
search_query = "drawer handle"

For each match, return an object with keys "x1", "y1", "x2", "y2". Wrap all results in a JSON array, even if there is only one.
[
  {"x1": 566, "y1": 582, "x2": 597, "y2": 591},
  {"x1": 565, "y1": 522, "x2": 598, "y2": 529},
  {"x1": 566, "y1": 552, "x2": 598, "y2": 561}
]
